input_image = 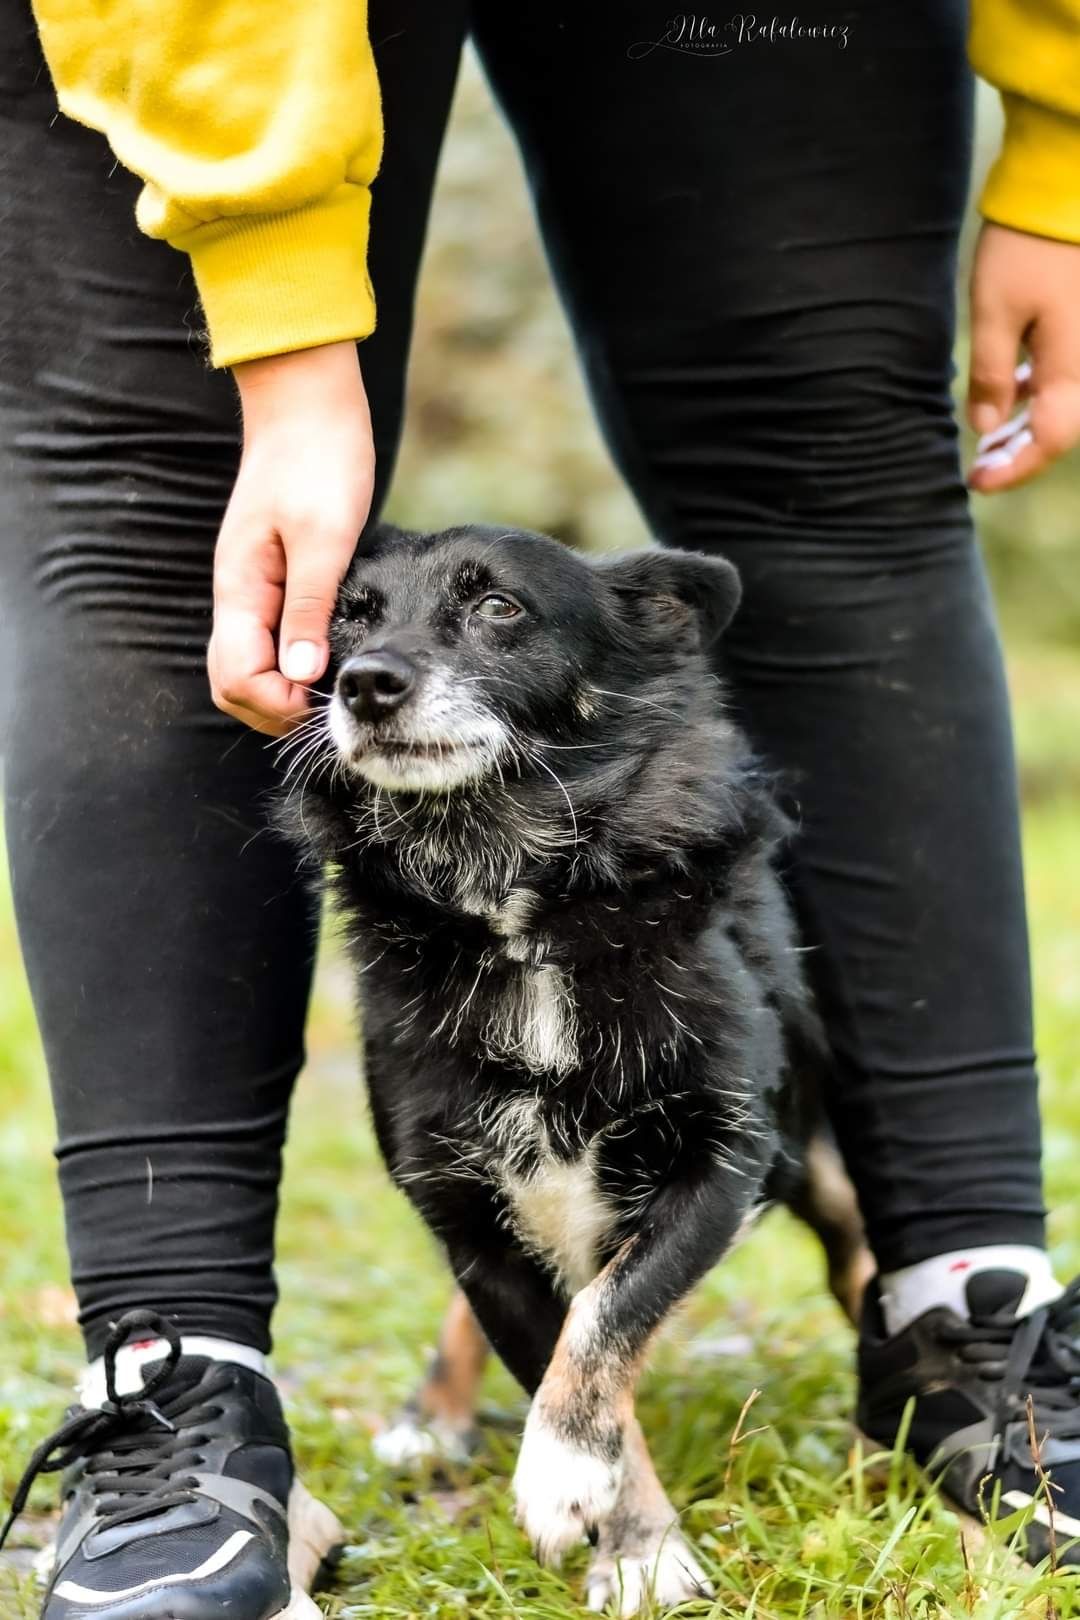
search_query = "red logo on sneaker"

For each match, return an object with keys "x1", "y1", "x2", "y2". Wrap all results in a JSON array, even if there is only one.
[{"x1": 948, "y1": 1261, "x2": 972, "y2": 1273}]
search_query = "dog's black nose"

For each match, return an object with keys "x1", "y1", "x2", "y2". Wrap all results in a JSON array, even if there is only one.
[{"x1": 337, "y1": 651, "x2": 416, "y2": 719}]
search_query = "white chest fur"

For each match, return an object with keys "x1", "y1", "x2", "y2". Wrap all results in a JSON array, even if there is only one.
[
  {"x1": 485, "y1": 1100, "x2": 615, "y2": 1294},
  {"x1": 482, "y1": 962, "x2": 579, "y2": 1075},
  {"x1": 501, "y1": 1141, "x2": 615, "y2": 1294},
  {"x1": 476, "y1": 888, "x2": 579, "y2": 1077}
]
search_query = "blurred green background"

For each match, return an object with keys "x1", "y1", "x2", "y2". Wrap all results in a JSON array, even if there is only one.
[{"x1": 0, "y1": 55, "x2": 1078, "y2": 1619}]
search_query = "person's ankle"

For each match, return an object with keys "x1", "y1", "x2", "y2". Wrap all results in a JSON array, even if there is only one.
[
  {"x1": 878, "y1": 1244, "x2": 1062, "y2": 1336},
  {"x1": 79, "y1": 1332, "x2": 270, "y2": 1407}
]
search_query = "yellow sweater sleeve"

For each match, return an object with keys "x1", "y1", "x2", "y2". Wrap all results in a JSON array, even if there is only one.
[
  {"x1": 30, "y1": 0, "x2": 384, "y2": 366},
  {"x1": 970, "y1": 0, "x2": 1080, "y2": 244}
]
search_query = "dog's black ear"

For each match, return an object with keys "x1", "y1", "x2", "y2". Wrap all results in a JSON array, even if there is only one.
[{"x1": 599, "y1": 547, "x2": 742, "y2": 646}]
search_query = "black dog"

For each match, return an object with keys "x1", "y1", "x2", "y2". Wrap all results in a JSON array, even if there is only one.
[{"x1": 278, "y1": 522, "x2": 869, "y2": 1614}]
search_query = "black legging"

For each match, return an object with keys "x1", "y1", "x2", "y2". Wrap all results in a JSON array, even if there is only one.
[{"x1": 0, "y1": 0, "x2": 1045, "y2": 1359}]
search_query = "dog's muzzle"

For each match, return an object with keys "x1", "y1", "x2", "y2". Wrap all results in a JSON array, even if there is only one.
[{"x1": 337, "y1": 651, "x2": 416, "y2": 723}]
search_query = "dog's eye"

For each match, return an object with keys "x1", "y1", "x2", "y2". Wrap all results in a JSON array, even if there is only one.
[
  {"x1": 339, "y1": 593, "x2": 378, "y2": 627},
  {"x1": 473, "y1": 594, "x2": 522, "y2": 621}
]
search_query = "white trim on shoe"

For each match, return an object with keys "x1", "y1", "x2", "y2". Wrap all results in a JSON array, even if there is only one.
[
  {"x1": 53, "y1": 1529, "x2": 253, "y2": 1603},
  {"x1": 1002, "y1": 1491, "x2": 1080, "y2": 1540}
]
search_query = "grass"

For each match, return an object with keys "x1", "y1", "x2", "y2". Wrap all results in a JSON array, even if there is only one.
[{"x1": 0, "y1": 644, "x2": 1078, "y2": 1619}]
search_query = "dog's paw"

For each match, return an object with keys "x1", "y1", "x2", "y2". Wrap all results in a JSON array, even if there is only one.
[
  {"x1": 512, "y1": 1412, "x2": 623, "y2": 1566},
  {"x1": 585, "y1": 1534, "x2": 713, "y2": 1616},
  {"x1": 373, "y1": 1414, "x2": 476, "y2": 1470}
]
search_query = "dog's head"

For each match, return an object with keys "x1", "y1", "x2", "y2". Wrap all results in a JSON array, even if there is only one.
[{"x1": 323, "y1": 523, "x2": 741, "y2": 796}]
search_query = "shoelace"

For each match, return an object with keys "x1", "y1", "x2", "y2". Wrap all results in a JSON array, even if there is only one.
[
  {"x1": 0, "y1": 1307, "x2": 229, "y2": 1549},
  {"x1": 939, "y1": 1275, "x2": 1080, "y2": 1445}
]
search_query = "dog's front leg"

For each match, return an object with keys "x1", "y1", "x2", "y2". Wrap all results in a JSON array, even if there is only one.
[
  {"x1": 513, "y1": 1169, "x2": 754, "y2": 1567},
  {"x1": 584, "y1": 1417, "x2": 713, "y2": 1615}
]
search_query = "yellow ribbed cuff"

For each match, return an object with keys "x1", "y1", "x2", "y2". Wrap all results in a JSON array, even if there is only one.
[
  {"x1": 168, "y1": 184, "x2": 376, "y2": 368},
  {"x1": 979, "y1": 93, "x2": 1080, "y2": 246}
]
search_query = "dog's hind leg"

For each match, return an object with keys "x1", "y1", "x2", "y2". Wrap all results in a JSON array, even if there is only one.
[
  {"x1": 787, "y1": 1132, "x2": 876, "y2": 1324},
  {"x1": 374, "y1": 1288, "x2": 491, "y2": 1468},
  {"x1": 584, "y1": 1417, "x2": 712, "y2": 1617},
  {"x1": 375, "y1": 1215, "x2": 572, "y2": 1475}
]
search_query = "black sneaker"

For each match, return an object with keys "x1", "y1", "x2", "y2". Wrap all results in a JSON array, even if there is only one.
[
  {"x1": 0, "y1": 1310, "x2": 343, "y2": 1618},
  {"x1": 858, "y1": 1270, "x2": 1080, "y2": 1565}
]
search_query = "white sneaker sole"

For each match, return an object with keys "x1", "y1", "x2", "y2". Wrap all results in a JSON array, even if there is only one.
[
  {"x1": 278, "y1": 1587, "x2": 330, "y2": 1619},
  {"x1": 279, "y1": 1591, "x2": 326, "y2": 1619},
  {"x1": 284, "y1": 1478, "x2": 347, "y2": 1597}
]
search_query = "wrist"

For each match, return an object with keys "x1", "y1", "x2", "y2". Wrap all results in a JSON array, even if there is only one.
[{"x1": 232, "y1": 341, "x2": 366, "y2": 437}]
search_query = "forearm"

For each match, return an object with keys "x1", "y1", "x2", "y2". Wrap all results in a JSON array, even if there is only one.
[
  {"x1": 30, "y1": 0, "x2": 384, "y2": 364},
  {"x1": 233, "y1": 341, "x2": 367, "y2": 442},
  {"x1": 970, "y1": 0, "x2": 1080, "y2": 243}
]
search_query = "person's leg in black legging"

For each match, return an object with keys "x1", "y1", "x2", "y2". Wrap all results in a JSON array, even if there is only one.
[
  {"x1": 472, "y1": 0, "x2": 1046, "y2": 1274},
  {"x1": 0, "y1": 0, "x2": 467, "y2": 1360}
]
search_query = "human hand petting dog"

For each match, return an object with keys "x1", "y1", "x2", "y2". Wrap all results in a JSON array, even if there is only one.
[
  {"x1": 205, "y1": 224, "x2": 1080, "y2": 737},
  {"x1": 208, "y1": 341, "x2": 375, "y2": 736},
  {"x1": 968, "y1": 223, "x2": 1080, "y2": 492}
]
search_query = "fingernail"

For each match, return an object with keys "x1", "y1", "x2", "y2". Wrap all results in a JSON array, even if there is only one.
[
  {"x1": 283, "y1": 641, "x2": 320, "y2": 681},
  {"x1": 970, "y1": 404, "x2": 1000, "y2": 435}
]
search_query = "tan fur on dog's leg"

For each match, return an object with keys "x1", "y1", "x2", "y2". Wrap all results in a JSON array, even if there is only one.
[
  {"x1": 792, "y1": 1133, "x2": 876, "y2": 1323},
  {"x1": 374, "y1": 1288, "x2": 489, "y2": 1468},
  {"x1": 418, "y1": 1287, "x2": 490, "y2": 1427},
  {"x1": 513, "y1": 1258, "x2": 640, "y2": 1565}
]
